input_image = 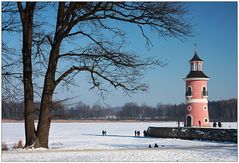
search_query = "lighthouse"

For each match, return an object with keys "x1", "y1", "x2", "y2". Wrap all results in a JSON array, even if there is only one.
[{"x1": 184, "y1": 49, "x2": 209, "y2": 127}]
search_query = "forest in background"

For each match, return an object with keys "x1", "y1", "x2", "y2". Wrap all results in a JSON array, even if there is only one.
[{"x1": 2, "y1": 98, "x2": 237, "y2": 122}]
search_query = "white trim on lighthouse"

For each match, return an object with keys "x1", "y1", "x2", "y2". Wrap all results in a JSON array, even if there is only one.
[
  {"x1": 186, "y1": 98, "x2": 208, "y2": 104},
  {"x1": 184, "y1": 78, "x2": 209, "y2": 81}
]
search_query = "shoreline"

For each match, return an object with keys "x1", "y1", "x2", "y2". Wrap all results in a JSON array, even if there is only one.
[{"x1": 1, "y1": 119, "x2": 174, "y2": 123}]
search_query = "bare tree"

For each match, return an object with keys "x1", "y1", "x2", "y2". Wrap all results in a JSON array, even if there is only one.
[
  {"x1": 2, "y1": 2, "x2": 51, "y2": 148},
  {"x1": 33, "y1": 2, "x2": 191, "y2": 148},
  {"x1": 3, "y1": 2, "x2": 192, "y2": 148},
  {"x1": 17, "y1": 2, "x2": 37, "y2": 147},
  {"x1": 2, "y1": 2, "x2": 36, "y2": 147}
]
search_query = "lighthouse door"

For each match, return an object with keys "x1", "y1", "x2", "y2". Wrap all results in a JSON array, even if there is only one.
[{"x1": 186, "y1": 116, "x2": 192, "y2": 127}]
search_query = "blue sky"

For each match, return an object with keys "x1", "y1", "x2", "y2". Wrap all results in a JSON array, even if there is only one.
[
  {"x1": 54, "y1": 2, "x2": 237, "y2": 107},
  {"x1": 3, "y1": 2, "x2": 237, "y2": 107}
]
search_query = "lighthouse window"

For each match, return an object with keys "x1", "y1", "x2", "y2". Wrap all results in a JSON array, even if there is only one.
[
  {"x1": 187, "y1": 86, "x2": 192, "y2": 96},
  {"x1": 204, "y1": 118, "x2": 208, "y2": 123},
  {"x1": 198, "y1": 63, "x2": 202, "y2": 71},
  {"x1": 202, "y1": 87, "x2": 207, "y2": 96},
  {"x1": 188, "y1": 106, "x2": 192, "y2": 111},
  {"x1": 191, "y1": 63, "x2": 197, "y2": 71},
  {"x1": 190, "y1": 63, "x2": 194, "y2": 71},
  {"x1": 203, "y1": 106, "x2": 207, "y2": 110}
]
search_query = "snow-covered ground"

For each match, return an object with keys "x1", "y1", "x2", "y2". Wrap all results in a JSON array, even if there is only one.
[{"x1": 1, "y1": 122, "x2": 238, "y2": 161}]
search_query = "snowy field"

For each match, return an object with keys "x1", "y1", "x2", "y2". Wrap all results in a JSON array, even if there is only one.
[{"x1": 1, "y1": 121, "x2": 238, "y2": 161}]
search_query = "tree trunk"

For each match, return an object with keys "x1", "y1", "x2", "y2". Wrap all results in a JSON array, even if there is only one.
[
  {"x1": 34, "y1": 85, "x2": 54, "y2": 148},
  {"x1": 33, "y1": 2, "x2": 70, "y2": 148},
  {"x1": 34, "y1": 48, "x2": 59, "y2": 148},
  {"x1": 17, "y1": 2, "x2": 36, "y2": 147},
  {"x1": 22, "y1": 18, "x2": 36, "y2": 147},
  {"x1": 24, "y1": 78, "x2": 35, "y2": 147}
]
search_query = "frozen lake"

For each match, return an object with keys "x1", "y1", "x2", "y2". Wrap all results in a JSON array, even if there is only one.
[{"x1": 1, "y1": 121, "x2": 237, "y2": 161}]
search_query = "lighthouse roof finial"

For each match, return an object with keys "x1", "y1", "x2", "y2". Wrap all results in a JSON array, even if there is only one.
[
  {"x1": 194, "y1": 43, "x2": 197, "y2": 53},
  {"x1": 190, "y1": 43, "x2": 203, "y2": 62}
]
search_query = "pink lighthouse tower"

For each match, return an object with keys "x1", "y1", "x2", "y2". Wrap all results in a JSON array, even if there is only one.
[{"x1": 184, "y1": 48, "x2": 209, "y2": 127}]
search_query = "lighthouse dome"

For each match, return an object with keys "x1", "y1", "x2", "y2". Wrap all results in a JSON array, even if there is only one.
[
  {"x1": 189, "y1": 51, "x2": 203, "y2": 62},
  {"x1": 185, "y1": 50, "x2": 209, "y2": 79}
]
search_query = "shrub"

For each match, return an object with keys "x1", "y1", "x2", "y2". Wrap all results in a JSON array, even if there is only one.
[
  {"x1": 18, "y1": 140, "x2": 23, "y2": 148},
  {"x1": 2, "y1": 142, "x2": 9, "y2": 150},
  {"x1": 13, "y1": 143, "x2": 18, "y2": 149}
]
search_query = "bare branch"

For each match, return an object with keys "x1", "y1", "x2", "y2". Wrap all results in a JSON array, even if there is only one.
[{"x1": 137, "y1": 25, "x2": 153, "y2": 48}]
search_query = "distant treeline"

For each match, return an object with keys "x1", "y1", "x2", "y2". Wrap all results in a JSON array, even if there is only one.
[{"x1": 2, "y1": 98, "x2": 237, "y2": 122}]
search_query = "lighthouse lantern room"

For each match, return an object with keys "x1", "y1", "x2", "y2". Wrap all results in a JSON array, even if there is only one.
[{"x1": 184, "y1": 49, "x2": 209, "y2": 127}]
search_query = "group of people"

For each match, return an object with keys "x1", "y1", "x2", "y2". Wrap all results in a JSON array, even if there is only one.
[
  {"x1": 102, "y1": 130, "x2": 107, "y2": 136},
  {"x1": 134, "y1": 130, "x2": 148, "y2": 137},
  {"x1": 134, "y1": 130, "x2": 140, "y2": 136},
  {"x1": 101, "y1": 129, "x2": 148, "y2": 137},
  {"x1": 213, "y1": 121, "x2": 222, "y2": 127},
  {"x1": 148, "y1": 143, "x2": 160, "y2": 148}
]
